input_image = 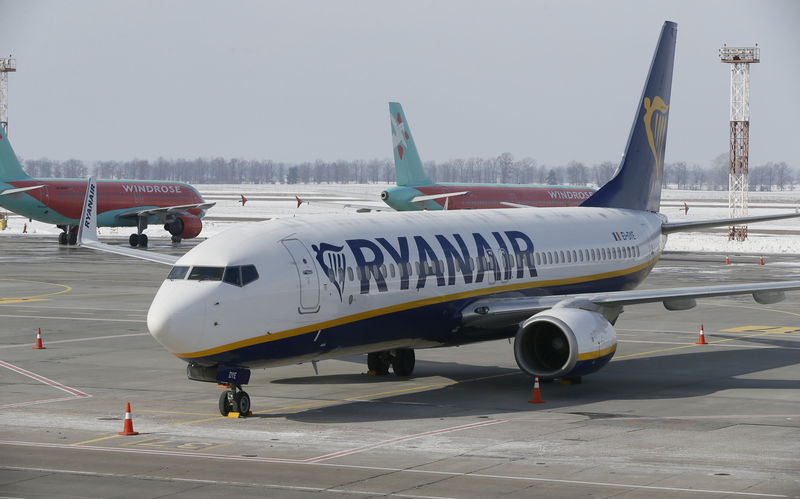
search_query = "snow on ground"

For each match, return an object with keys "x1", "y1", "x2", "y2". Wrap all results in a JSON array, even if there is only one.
[{"x1": 1, "y1": 185, "x2": 798, "y2": 255}]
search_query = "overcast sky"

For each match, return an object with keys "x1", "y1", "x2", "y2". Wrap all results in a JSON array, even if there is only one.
[{"x1": 1, "y1": 1, "x2": 798, "y2": 168}]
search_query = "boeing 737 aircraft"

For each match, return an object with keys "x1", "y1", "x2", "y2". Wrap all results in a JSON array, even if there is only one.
[
  {"x1": 381, "y1": 102, "x2": 595, "y2": 211},
  {"x1": 78, "y1": 21, "x2": 800, "y2": 417},
  {"x1": 0, "y1": 137, "x2": 214, "y2": 247}
]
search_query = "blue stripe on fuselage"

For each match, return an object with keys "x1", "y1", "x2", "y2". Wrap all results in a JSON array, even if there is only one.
[{"x1": 183, "y1": 261, "x2": 653, "y2": 368}]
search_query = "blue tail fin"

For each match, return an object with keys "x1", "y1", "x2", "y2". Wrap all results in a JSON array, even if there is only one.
[
  {"x1": 0, "y1": 131, "x2": 32, "y2": 181},
  {"x1": 581, "y1": 21, "x2": 676, "y2": 212},
  {"x1": 389, "y1": 102, "x2": 432, "y2": 187}
]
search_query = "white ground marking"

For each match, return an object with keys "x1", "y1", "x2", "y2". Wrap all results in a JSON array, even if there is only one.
[
  {"x1": 0, "y1": 314, "x2": 145, "y2": 322},
  {"x1": 0, "y1": 332, "x2": 149, "y2": 349},
  {"x1": 0, "y1": 441, "x2": 787, "y2": 497},
  {"x1": 0, "y1": 360, "x2": 90, "y2": 409}
]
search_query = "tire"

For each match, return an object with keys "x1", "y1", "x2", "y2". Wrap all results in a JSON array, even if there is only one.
[
  {"x1": 129, "y1": 233, "x2": 139, "y2": 247},
  {"x1": 58, "y1": 232, "x2": 68, "y2": 245},
  {"x1": 138, "y1": 234, "x2": 148, "y2": 248},
  {"x1": 68, "y1": 228, "x2": 78, "y2": 245},
  {"x1": 233, "y1": 391, "x2": 251, "y2": 415},
  {"x1": 392, "y1": 349, "x2": 415, "y2": 377},
  {"x1": 171, "y1": 235, "x2": 182, "y2": 243},
  {"x1": 367, "y1": 352, "x2": 390, "y2": 375},
  {"x1": 218, "y1": 390, "x2": 232, "y2": 416}
]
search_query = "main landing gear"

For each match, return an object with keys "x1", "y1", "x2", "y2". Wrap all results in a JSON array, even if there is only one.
[
  {"x1": 218, "y1": 383, "x2": 251, "y2": 417},
  {"x1": 57, "y1": 226, "x2": 78, "y2": 245},
  {"x1": 129, "y1": 215, "x2": 148, "y2": 248},
  {"x1": 367, "y1": 348, "x2": 415, "y2": 377}
]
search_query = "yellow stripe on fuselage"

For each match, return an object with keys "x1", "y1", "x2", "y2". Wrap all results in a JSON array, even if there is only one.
[{"x1": 176, "y1": 254, "x2": 659, "y2": 359}]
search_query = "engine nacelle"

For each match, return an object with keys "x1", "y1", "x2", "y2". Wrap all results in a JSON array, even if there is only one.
[
  {"x1": 514, "y1": 308, "x2": 617, "y2": 379},
  {"x1": 164, "y1": 214, "x2": 203, "y2": 239}
]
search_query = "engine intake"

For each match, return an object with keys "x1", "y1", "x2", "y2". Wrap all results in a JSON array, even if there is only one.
[
  {"x1": 514, "y1": 308, "x2": 617, "y2": 379},
  {"x1": 165, "y1": 213, "x2": 203, "y2": 239}
]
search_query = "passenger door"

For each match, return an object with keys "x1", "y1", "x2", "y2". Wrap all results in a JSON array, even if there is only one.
[{"x1": 281, "y1": 238, "x2": 320, "y2": 313}]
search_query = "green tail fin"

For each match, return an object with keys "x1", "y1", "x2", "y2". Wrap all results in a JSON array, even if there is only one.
[
  {"x1": 0, "y1": 131, "x2": 31, "y2": 180},
  {"x1": 389, "y1": 102, "x2": 431, "y2": 187}
]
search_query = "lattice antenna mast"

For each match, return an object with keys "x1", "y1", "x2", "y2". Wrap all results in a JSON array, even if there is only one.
[
  {"x1": 720, "y1": 45, "x2": 759, "y2": 241},
  {"x1": 0, "y1": 56, "x2": 16, "y2": 135}
]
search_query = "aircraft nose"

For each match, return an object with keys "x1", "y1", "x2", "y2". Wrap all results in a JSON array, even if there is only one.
[{"x1": 147, "y1": 286, "x2": 205, "y2": 355}]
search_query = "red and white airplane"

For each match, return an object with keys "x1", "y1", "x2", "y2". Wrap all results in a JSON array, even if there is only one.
[{"x1": 0, "y1": 134, "x2": 213, "y2": 247}]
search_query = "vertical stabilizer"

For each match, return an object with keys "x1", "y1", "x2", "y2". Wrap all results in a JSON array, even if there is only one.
[
  {"x1": 0, "y1": 131, "x2": 32, "y2": 180},
  {"x1": 581, "y1": 21, "x2": 677, "y2": 212},
  {"x1": 389, "y1": 102, "x2": 432, "y2": 186}
]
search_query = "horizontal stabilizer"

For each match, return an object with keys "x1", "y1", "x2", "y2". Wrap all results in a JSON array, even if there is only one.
[
  {"x1": 0, "y1": 185, "x2": 44, "y2": 197},
  {"x1": 409, "y1": 191, "x2": 470, "y2": 203},
  {"x1": 661, "y1": 210, "x2": 800, "y2": 234}
]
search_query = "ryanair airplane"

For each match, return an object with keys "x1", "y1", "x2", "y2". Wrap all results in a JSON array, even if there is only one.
[{"x1": 78, "y1": 21, "x2": 800, "y2": 416}]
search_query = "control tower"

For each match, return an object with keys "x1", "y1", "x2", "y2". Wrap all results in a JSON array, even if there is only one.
[
  {"x1": 0, "y1": 56, "x2": 16, "y2": 136},
  {"x1": 720, "y1": 45, "x2": 759, "y2": 241}
]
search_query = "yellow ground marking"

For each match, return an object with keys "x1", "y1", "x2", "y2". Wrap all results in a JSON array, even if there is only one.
[
  {"x1": 614, "y1": 328, "x2": 794, "y2": 361},
  {"x1": 71, "y1": 434, "x2": 123, "y2": 446},
  {"x1": 0, "y1": 278, "x2": 72, "y2": 305},
  {"x1": 720, "y1": 325, "x2": 800, "y2": 335},
  {"x1": 138, "y1": 409, "x2": 218, "y2": 416},
  {"x1": 168, "y1": 371, "x2": 516, "y2": 428}
]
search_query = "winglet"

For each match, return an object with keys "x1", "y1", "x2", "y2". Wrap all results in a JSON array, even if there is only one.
[{"x1": 77, "y1": 176, "x2": 99, "y2": 245}]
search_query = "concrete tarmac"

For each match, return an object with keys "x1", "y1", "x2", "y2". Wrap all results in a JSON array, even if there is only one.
[{"x1": 0, "y1": 236, "x2": 798, "y2": 498}]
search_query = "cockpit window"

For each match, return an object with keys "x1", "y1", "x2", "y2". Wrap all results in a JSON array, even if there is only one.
[
  {"x1": 223, "y1": 266, "x2": 242, "y2": 286},
  {"x1": 167, "y1": 266, "x2": 189, "y2": 280},
  {"x1": 241, "y1": 265, "x2": 259, "y2": 285},
  {"x1": 188, "y1": 266, "x2": 224, "y2": 281}
]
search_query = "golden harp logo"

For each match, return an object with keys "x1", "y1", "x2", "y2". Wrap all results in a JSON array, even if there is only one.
[{"x1": 643, "y1": 96, "x2": 669, "y2": 167}]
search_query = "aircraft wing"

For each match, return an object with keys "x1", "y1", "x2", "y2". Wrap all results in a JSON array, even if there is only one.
[
  {"x1": 0, "y1": 185, "x2": 45, "y2": 197},
  {"x1": 662, "y1": 211, "x2": 800, "y2": 234},
  {"x1": 460, "y1": 281, "x2": 800, "y2": 330},
  {"x1": 117, "y1": 202, "x2": 216, "y2": 218},
  {"x1": 77, "y1": 176, "x2": 178, "y2": 266},
  {"x1": 296, "y1": 196, "x2": 389, "y2": 212}
]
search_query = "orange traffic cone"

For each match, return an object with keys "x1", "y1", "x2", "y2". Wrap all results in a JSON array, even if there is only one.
[
  {"x1": 32, "y1": 328, "x2": 45, "y2": 349},
  {"x1": 759, "y1": 255, "x2": 764, "y2": 265},
  {"x1": 695, "y1": 324, "x2": 708, "y2": 345},
  {"x1": 528, "y1": 376, "x2": 545, "y2": 404},
  {"x1": 118, "y1": 402, "x2": 139, "y2": 435},
  {"x1": 724, "y1": 255, "x2": 729, "y2": 265}
]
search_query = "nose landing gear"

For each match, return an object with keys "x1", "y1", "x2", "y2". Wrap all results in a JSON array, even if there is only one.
[
  {"x1": 367, "y1": 348, "x2": 415, "y2": 377},
  {"x1": 218, "y1": 383, "x2": 251, "y2": 417}
]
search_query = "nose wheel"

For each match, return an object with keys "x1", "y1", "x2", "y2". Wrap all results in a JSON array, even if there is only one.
[{"x1": 218, "y1": 384, "x2": 251, "y2": 417}]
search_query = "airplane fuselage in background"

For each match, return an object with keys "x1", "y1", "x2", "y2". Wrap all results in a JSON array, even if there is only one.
[
  {"x1": 381, "y1": 183, "x2": 595, "y2": 210},
  {"x1": 148, "y1": 207, "x2": 665, "y2": 377},
  {"x1": 0, "y1": 178, "x2": 206, "y2": 227}
]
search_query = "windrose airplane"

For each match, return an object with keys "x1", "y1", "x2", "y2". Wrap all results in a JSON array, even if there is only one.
[
  {"x1": 0, "y1": 139, "x2": 214, "y2": 247},
  {"x1": 381, "y1": 102, "x2": 595, "y2": 210},
  {"x1": 76, "y1": 21, "x2": 800, "y2": 417}
]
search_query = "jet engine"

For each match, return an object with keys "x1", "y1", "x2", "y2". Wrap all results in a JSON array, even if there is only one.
[
  {"x1": 164, "y1": 213, "x2": 203, "y2": 240},
  {"x1": 513, "y1": 307, "x2": 617, "y2": 380}
]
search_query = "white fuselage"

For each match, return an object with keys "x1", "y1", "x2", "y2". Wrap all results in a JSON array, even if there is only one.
[{"x1": 147, "y1": 207, "x2": 666, "y2": 368}]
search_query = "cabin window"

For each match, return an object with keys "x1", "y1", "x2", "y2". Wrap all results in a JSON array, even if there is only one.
[
  {"x1": 535, "y1": 253, "x2": 541, "y2": 266},
  {"x1": 357, "y1": 267, "x2": 363, "y2": 281},
  {"x1": 347, "y1": 267, "x2": 354, "y2": 281},
  {"x1": 572, "y1": 250, "x2": 577, "y2": 262},
  {"x1": 381, "y1": 264, "x2": 387, "y2": 277},
  {"x1": 559, "y1": 251, "x2": 565, "y2": 263},
  {"x1": 389, "y1": 263, "x2": 396, "y2": 278},
  {"x1": 188, "y1": 266, "x2": 224, "y2": 281},
  {"x1": 566, "y1": 251, "x2": 572, "y2": 263},
  {"x1": 167, "y1": 266, "x2": 189, "y2": 280},
  {"x1": 415, "y1": 262, "x2": 421, "y2": 275}
]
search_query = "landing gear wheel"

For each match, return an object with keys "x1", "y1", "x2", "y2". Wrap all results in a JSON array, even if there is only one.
[
  {"x1": 171, "y1": 235, "x2": 182, "y2": 244},
  {"x1": 68, "y1": 227, "x2": 78, "y2": 245},
  {"x1": 58, "y1": 232, "x2": 68, "y2": 245},
  {"x1": 392, "y1": 349, "x2": 415, "y2": 377},
  {"x1": 129, "y1": 233, "x2": 139, "y2": 247},
  {"x1": 367, "y1": 352, "x2": 390, "y2": 375},
  {"x1": 138, "y1": 234, "x2": 148, "y2": 248},
  {"x1": 218, "y1": 390, "x2": 233, "y2": 416},
  {"x1": 233, "y1": 391, "x2": 251, "y2": 414}
]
